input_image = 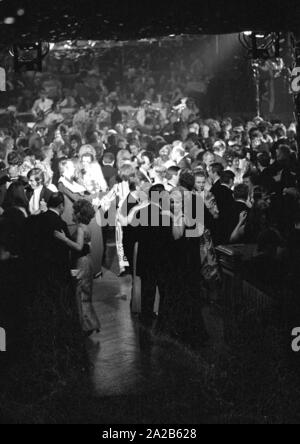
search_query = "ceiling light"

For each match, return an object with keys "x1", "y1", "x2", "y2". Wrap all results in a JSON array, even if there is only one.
[{"x1": 4, "y1": 17, "x2": 15, "y2": 25}]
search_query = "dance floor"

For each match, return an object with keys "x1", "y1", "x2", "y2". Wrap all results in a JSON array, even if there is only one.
[
  {"x1": 89, "y1": 270, "x2": 147, "y2": 397},
  {"x1": 84, "y1": 246, "x2": 226, "y2": 423}
]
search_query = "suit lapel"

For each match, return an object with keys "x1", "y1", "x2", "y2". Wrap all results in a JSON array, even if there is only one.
[
  {"x1": 26, "y1": 188, "x2": 33, "y2": 202},
  {"x1": 40, "y1": 186, "x2": 46, "y2": 203}
]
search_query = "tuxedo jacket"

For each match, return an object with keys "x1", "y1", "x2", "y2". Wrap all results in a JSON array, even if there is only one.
[
  {"x1": 57, "y1": 181, "x2": 85, "y2": 231},
  {"x1": 29, "y1": 210, "x2": 71, "y2": 278},
  {"x1": 25, "y1": 186, "x2": 53, "y2": 206},
  {"x1": 133, "y1": 203, "x2": 173, "y2": 277},
  {"x1": 178, "y1": 156, "x2": 191, "y2": 170},
  {"x1": 0, "y1": 173, "x2": 9, "y2": 206},
  {"x1": 0, "y1": 172, "x2": 10, "y2": 187},
  {"x1": 138, "y1": 169, "x2": 153, "y2": 184},
  {"x1": 211, "y1": 179, "x2": 222, "y2": 197},
  {"x1": 2, "y1": 207, "x2": 27, "y2": 255},
  {"x1": 102, "y1": 165, "x2": 117, "y2": 185},
  {"x1": 2, "y1": 177, "x2": 28, "y2": 210}
]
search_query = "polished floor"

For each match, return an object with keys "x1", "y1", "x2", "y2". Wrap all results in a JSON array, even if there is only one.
[
  {"x1": 1, "y1": 243, "x2": 297, "y2": 423},
  {"x1": 84, "y1": 246, "x2": 226, "y2": 423},
  {"x1": 88, "y1": 270, "x2": 147, "y2": 397}
]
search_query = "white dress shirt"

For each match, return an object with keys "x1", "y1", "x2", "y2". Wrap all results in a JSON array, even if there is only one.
[
  {"x1": 140, "y1": 167, "x2": 152, "y2": 183},
  {"x1": 29, "y1": 186, "x2": 43, "y2": 215}
]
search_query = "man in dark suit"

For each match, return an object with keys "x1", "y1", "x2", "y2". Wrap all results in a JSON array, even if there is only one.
[
  {"x1": 23, "y1": 193, "x2": 85, "y2": 376},
  {"x1": 212, "y1": 170, "x2": 236, "y2": 245},
  {"x1": 2, "y1": 205, "x2": 27, "y2": 256},
  {"x1": 25, "y1": 168, "x2": 53, "y2": 216},
  {"x1": 101, "y1": 152, "x2": 117, "y2": 188},
  {"x1": 0, "y1": 170, "x2": 9, "y2": 209},
  {"x1": 133, "y1": 184, "x2": 173, "y2": 327},
  {"x1": 0, "y1": 218, "x2": 30, "y2": 372},
  {"x1": 32, "y1": 192, "x2": 71, "y2": 280},
  {"x1": 26, "y1": 184, "x2": 53, "y2": 211},
  {"x1": 0, "y1": 171, "x2": 9, "y2": 185},
  {"x1": 209, "y1": 162, "x2": 224, "y2": 197}
]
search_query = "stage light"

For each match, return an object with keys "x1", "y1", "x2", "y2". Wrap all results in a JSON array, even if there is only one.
[
  {"x1": 17, "y1": 9, "x2": 25, "y2": 17},
  {"x1": 9, "y1": 42, "x2": 51, "y2": 72},
  {"x1": 243, "y1": 31, "x2": 269, "y2": 39},
  {"x1": 239, "y1": 32, "x2": 280, "y2": 60},
  {"x1": 4, "y1": 17, "x2": 15, "y2": 25}
]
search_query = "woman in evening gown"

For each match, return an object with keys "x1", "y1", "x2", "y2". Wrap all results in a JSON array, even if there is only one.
[
  {"x1": 55, "y1": 199, "x2": 101, "y2": 336},
  {"x1": 76, "y1": 150, "x2": 107, "y2": 277},
  {"x1": 58, "y1": 157, "x2": 105, "y2": 277}
]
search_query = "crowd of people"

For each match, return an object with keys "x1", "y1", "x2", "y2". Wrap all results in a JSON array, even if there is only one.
[
  {"x1": 1, "y1": 37, "x2": 215, "y2": 114},
  {"x1": 0, "y1": 47, "x2": 300, "y2": 383}
]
